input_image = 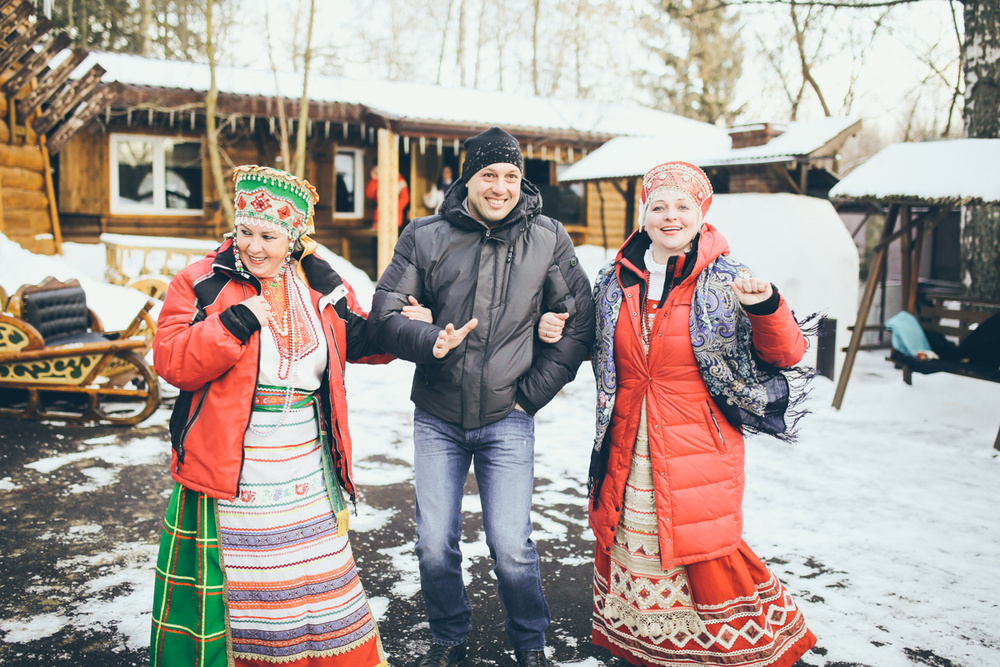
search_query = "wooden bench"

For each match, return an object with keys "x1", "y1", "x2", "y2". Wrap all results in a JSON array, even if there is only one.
[{"x1": 890, "y1": 293, "x2": 1000, "y2": 450}]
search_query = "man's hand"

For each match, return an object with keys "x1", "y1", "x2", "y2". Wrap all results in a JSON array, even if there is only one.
[
  {"x1": 402, "y1": 295, "x2": 433, "y2": 323},
  {"x1": 432, "y1": 319, "x2": 479, "y2": 359},
  {"x1": 538, "y1": 311, "x2": 568, "y2": 343},
  {"x1": 730, "y1": 277, "x2": 773, "y2": 306}
]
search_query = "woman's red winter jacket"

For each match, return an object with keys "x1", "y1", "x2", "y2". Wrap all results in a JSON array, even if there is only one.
[
  {"x1": 153, "y1": 238, "x2": 389, "y2": 501},
  {"x1": 589, "y1": 225, "x2": 807, "y2": 569}
]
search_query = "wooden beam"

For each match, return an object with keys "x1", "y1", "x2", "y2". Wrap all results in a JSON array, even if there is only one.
[
  {"x1": 908, "y1": 215, "x2": 926, "y2": 315},
  {"x1": 38, "y1": 135, "x2": 61, "y2": 253},
  {"x1": 376, "y1": 127, "x2": 399, "y2": 278},
  {"x1": 873, "y1": 204, "x2": 955, "y2": 252},
  {"x1": 46, "y1": 82, "x2": 122, "y2": 154},
  {"x1": 832, "y1": 204, "x2": 900, "y2": 410},
  {"x1": 623, "y1": 178, "x2": 637, "y2": 239},
  {"x1": 16, "y1": 48, "x2": 89, "y2": 119},
  {"x1": 2, "y1": 32, "x2": 71, "y2": 98},
  {"x1": 0, "y1": 19, "x2": 50, "y2": 79},
  {"x1": 899, "y1": 205, "x2": 912, "y2": 313},
  {"x1": 0, "y1": 1, "x2": 33, "y2": 46},
  {"x1": 30, "y1": 63, "x2": 105, "y2": 136},
  {"x1": 0, "y1": 173, "x2": 6, "y2": 236}
]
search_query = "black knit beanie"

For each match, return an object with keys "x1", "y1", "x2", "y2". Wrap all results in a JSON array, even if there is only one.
[{"x1": 461, "y1": 127, "x2": 524, "y2": 180}]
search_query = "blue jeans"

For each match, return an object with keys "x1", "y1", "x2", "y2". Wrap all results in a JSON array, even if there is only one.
[{"x1": 412, "y1": 406, "x2": 550, "y2": 650}]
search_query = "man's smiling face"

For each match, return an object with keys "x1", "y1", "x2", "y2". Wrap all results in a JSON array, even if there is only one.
[{"x1": 465, "y1": 162, "x2": 522, "y2": 225}]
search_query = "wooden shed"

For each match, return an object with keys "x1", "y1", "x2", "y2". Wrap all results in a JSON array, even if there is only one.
[
  {"x1": 47, "y1": 52, "x2": 728, "y2": 279},
  {"x1": 827, "y1": 139, "x2": 1000, "y2": 417}
]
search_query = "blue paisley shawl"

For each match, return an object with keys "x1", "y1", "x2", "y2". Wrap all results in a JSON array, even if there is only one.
[{"x1": 588, "y1": 255, "x2": 815, "y2": 504}]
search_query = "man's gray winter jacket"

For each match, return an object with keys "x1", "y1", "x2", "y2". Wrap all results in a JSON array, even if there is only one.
[{"x1": 368, "y1": 178, "x2": 595, "y2": 430}]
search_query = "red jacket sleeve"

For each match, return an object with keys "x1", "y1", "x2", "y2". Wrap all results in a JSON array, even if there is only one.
[
  {"x1": 748, "y1": 295, "x2": 807, "y2": 368},
  {"x1": 152, "y1": 267, "x2": 252, "y2": 391}
]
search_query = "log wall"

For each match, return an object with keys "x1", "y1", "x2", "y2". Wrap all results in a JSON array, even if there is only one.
[
  {"x1": 585, "y1": 180, "x2": 632, "y2": 249},
  {"x1": 0, "y1": 142, "x2": 53, "y2": 253}
]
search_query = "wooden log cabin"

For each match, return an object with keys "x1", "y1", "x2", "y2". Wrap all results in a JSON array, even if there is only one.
[
  {"x1": 46, "y1": 52, "x2": 730, "y2": 279},
  {"x1": 0, "y1": 0, "x2": 113, "y2": 255}
]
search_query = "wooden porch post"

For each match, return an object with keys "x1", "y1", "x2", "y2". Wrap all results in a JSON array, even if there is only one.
[
  {"x1": 376, "y1": 128, "x2": 399, "y2": 278},
  {"x1": 623, "y1": 178, "x2": 637, "y2": 239},
  {"x1": 832, "y1": 204, "x2": 900, "y2": 409}
]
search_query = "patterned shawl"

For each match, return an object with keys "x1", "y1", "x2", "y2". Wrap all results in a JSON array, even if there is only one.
[{"x1": 587, "y1": 255, "x2": 815, "y2": 505}]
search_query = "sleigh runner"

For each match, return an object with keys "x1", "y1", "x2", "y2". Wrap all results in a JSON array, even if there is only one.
[{"x1": 0, "y1": 277, "x2": 160, "y2": 425}]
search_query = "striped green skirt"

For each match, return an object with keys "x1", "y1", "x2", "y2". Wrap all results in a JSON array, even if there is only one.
[{"x1": 150, "y1": 388, "x2": 385, "y2": 666}]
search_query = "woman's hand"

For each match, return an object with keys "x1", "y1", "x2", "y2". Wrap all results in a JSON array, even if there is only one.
[
  {"x1": 432, "y1": 319, "x2": 479, "y2": 359},
  {"x1": 538, "y1": 311, "x2": 568, "y2": 343},
  {"x1": 242, "y1": 295, "x2": 271, "y2": 326},
  {"x1": 401, "y1": 295, "x2": 433, "y2": 323},
  {"x1": 730, "y1": 277, "x2": 773, "y2": 306}
]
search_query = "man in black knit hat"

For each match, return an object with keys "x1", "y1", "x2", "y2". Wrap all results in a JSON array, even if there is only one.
[{"x1": 369, "y1": 127, "x2": 595, "y2": 667}]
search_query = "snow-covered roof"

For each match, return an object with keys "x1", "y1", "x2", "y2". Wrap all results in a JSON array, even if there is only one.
[
  {"x1": 558, "y1": 117, "x2": 859, "y2": 182},
  {"x1": 80, "y1": 52, "x2": 729, "y2": 143},
  {"x1": 828, "y1": 139, "x2": 1000, "y2": 205}
]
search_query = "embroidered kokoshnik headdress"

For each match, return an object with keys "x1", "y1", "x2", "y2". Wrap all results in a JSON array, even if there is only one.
[{"x1": 231, "y1": 165, "x2": 319, "y2": 282}]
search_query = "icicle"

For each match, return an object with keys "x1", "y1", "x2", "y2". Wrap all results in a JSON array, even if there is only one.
[
  {"x1": 568, "y1": 147, "x2": 574, "y2": 162},
  {"x1": 527, "y1": 144, "x2": 533, "y2": 159},
  {"x1": 419, "y1": 136, "x2": 426, "y2": 154},
  {"x1": 325, "y1": 121, "x2": 330, "y2": 138},
  {"x1": 342, "y1": 122, "x2": 348, "y2": 137},
  {"x1": 250, "y1": 116, "x2": 256, "y2": 131},
  {"x1": 436, "y1": 138, "x2": 443, "y2": 155},
  {"x1": 453, "y1": 139, "x2": 459, "y2": 154},
  {"x1": 555, "y1": 146, "x2": 561, "y2": 162},
  {"x1": 541, "y1": 146, "x2": 547, "y2": 160},
  {"x1": 169, "y1": 110, "x2": 174, "y2": 127},
  {"x1": 270, "y1": 117, "x2": 276, "y2": 134},
  {"x1": 403, "y1": 136, "x2": 410, "y2": 154},
  {"x1": 148, "y1": 109, "x2": 153, "y2": 125},
  {"x1": 190, "y1": 111, "x2": 195, "y2": 129},
  {"x1": 127, "y1": 109, "x2": 132, "y2": 126}
]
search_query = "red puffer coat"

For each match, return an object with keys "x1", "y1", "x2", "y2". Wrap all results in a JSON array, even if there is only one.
[
  {"x1": 153, "y1": 238, "x2": 389, "y2": 501},
  {"x1": 589, "y1": 225, "x2": 807, "y2": 568}
]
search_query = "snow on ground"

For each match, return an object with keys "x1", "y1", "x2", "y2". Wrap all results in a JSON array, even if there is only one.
[{"x1": 1, "y1": 234, "x2": 999, "y2": 665}]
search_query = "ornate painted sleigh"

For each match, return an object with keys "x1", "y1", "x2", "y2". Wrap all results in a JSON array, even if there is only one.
[{"x1": 0, "y1": 277, "x2": 160, "y2": 425}]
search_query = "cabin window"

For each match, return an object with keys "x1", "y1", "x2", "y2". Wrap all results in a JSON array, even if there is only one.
[
  {"x1": 334, "y1": 148, "x2": 364, "y2": 218},
  {"x1": 110, "y1": 134, "x2": 203, "y2": 215}
]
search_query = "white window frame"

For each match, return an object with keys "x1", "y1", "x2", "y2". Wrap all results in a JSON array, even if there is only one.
[
  {"x1": 335, "y1": 147, "x2": 365, "y2": 218},
  {"x1": 109, "y1": 133, "x2": 203, "y2": 216}
]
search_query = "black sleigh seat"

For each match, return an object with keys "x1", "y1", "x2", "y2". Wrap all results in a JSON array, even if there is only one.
[{"x1": 19, "y1": 281, "x2": 111, "y2": 347}]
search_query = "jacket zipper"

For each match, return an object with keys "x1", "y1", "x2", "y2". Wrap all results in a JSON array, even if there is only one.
[
  {"x1": 329, "y1": 324, "x2": 346, "y2": 391},
  {"x1": 234, "y1": 286, "x2": 261, "y2": 499},
  {"x1": 175, "y1": 386, "x2": 210, "y2": 472},
  {"x1": 706, "y1": 400, "x2": 726, "y2": 448},
  {"x1": 499, "y1": 242, "x2": 515, "y2": 305},
  {"x1": 326, "y1": 321, "x2": 355, "y2": 505}
]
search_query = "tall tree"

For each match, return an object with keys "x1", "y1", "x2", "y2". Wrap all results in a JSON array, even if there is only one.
[
  {"x1": 49, "y1": 0, "x2": 218, "y2": 61},
  {"x1": 204, "y1": 0, "x2": 233, "y2": 233},
  {"x1": 960, "y1": 0, "x2": 1000, "y2": 300},
  {"x1": 292, "y1": 0, "x2": 316, "y2": 179},
  {"x1": 637, "y1": 0, "x2": 744, "y2": 124}
]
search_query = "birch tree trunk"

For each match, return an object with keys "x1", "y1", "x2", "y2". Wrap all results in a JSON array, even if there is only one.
[
  {"x1": 960, "y1": 0, "x2": 1000, "y2": 301},
  {"x1": 205, "y1": 0, "x2": 234, "y2": 235}
]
